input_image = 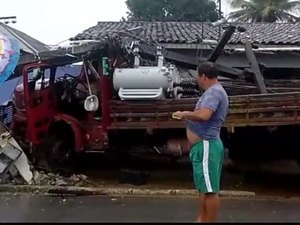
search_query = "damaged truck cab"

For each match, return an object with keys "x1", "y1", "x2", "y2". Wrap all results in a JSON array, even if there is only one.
[
  {"x1": 11, "y1": 62, "x2": 107, "y2": 170},
  {"x1": 10, "y1": 53, "x2": 195, "y2": 172}
]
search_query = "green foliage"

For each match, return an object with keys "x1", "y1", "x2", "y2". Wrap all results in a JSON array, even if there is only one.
[
  {"x1": 125, "y1": 0, "x2": 220, "y2": 22},
  {"x1": 228, "y1": 0, "x2": 300, "y2": 22}
]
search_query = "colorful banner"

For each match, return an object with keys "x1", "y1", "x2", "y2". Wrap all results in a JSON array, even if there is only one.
[{"x1": 0, "y1": 33, "x2": 20, "y2": 84}]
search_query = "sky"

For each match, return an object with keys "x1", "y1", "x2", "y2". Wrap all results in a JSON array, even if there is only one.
[
  {"x1": 1, "y1": 0, "x2": 231, "y2": 46},
  {"x1": 1, "y1": 0, "x2": 128, "y2": 46}
]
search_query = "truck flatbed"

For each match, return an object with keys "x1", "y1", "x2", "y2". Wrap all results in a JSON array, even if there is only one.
[{"x1": 109, "y1": 92, "x2": 300, "y2": 129}]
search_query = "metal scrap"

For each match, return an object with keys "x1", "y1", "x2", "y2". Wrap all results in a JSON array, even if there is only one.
[{"x1": 0, "y1": 123, "x2": 33, "y2": 184}]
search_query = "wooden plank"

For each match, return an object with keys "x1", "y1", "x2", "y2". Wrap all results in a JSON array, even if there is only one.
[
  {"x1": 244, "y1": 41, "x2": 267, "y2": 94},
  {"x1": 109, "y1": 116, "x2": 300, "y2": 129},
  {"x1": 208, "y1": 25, "x2": 237, "y2": 62},
  {"x1": 135, "y1": 38, "x2": 244, "y2": 79},
  {"x1": 109, "y1": 95, "x2": 300, "y2": 113},
  {"x1": 109, "y1": 91, "x2": 300, "y2": 130},
  {"x1": 110, "y1": 106, "x2": 300, "y2": 118}
]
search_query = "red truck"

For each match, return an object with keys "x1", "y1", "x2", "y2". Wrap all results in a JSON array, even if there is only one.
[{"x1": 9, "y1": 25, "x2": 300, "y2": 172}]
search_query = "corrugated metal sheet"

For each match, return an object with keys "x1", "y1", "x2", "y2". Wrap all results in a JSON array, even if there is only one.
[{"x1": 0, "y1": 23, "x2": 50, "y2": 54}]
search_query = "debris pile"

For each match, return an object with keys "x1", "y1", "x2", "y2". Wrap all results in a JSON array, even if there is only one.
[
  {"x1": 31, "y1": 170, "x2": 90, "y2": 187},
  {"x1": 2, "y1": 164, "x2": 91, "y2": 187},
  {"x1": 0, "y1": 122, "x2": 90, "y2": 187},
  {"x1": 0, "y1": 123, "x2": 33, "y2": 185}
]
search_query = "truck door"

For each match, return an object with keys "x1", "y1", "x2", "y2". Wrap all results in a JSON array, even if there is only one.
[{"x1": 23, "y1": 65, "x2": 57, "y2": 145}]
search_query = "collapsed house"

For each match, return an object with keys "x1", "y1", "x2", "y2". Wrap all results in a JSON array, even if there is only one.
[
  {"x1": 73, "y1": 21, "x2": 300, "y2": 71},
  {"x1": 72, "y1": 21, "x2": 300, "y2": 94}
]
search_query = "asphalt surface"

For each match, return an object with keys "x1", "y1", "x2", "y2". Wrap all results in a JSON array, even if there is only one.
[
  {"x1": 75, "y1": 154, "x2": 300, "y2": 198},
  {"x1": 0, "y1": 194, "x2": 299, "y2": 222}
]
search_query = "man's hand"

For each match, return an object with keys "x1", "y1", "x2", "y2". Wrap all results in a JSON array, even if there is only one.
[
  {"x1": 173, "y1": 108, "x2": 214, "y2": 121},
  {"x1": 172, "y1": 111, "x2": 186, "y2": 120}
]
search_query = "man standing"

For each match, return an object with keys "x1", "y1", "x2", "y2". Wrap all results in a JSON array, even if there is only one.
[{"x1": 173, "y1": 62, "x2": 229, "y2": 223}]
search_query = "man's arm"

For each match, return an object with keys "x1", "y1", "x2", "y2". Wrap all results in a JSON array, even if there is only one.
[
  {"x1": 173, "y1": 88, "x2": 221, "y2": 121},
  {"x1": 181, "y1": 108, "x2": 214, "y2": 121}
]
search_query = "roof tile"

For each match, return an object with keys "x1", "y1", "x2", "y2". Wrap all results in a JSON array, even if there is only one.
[{"x1": 72, "y1": 21, "x2": 300, "y2": 45}]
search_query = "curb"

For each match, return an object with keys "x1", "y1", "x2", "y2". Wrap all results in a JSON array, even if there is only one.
[{"x1": 0, "y1": 185, "x2": 255, "y2": 197}]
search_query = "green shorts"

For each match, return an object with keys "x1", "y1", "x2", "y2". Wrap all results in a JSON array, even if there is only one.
[{"x1": 189, "y1": 139, "x2": 224, "y2": 194}]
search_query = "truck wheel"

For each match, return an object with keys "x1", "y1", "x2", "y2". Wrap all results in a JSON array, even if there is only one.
[{"x1": 34, "y1": 131, "x2": 74, "y2": 174}]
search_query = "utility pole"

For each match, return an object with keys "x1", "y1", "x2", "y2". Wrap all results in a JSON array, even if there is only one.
[{"x1": 0, "y1": 16, "x2": 17, "y2": 24}]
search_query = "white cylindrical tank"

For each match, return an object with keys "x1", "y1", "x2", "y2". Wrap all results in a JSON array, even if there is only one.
[{"x1": 113, "y1": 67, "x2": 173, "y2": 91}]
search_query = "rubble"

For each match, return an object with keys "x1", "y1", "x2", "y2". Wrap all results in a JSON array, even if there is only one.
[
  {"x1": 55, "y1": 179, "x2": 68, "y2": 187},
  {"x1": 30, "y1": 170, "x2": 91, "y2": 187},
  {"x1": 0, "y1": 165, "x2": 91, "y2": 187},
  {"x1": 0, "y1": 122, "x2": 33, "y2": 185},
  {"x1": 0, "y1": 122, "x2": 90, "y2": 188}
]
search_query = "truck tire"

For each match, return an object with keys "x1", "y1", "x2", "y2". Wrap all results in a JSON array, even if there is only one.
[{"x1": 34, "y1": 126, "x2": 75, "y2": 174}]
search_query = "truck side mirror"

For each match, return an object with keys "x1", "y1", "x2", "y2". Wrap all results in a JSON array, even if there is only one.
[{"x1": 84, "y1": 95, "x2": 99, "y2": 112}]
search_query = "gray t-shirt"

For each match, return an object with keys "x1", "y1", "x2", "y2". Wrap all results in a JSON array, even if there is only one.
[{"x1": 186, "y1": 83, "x2": 229, "y2": 140}]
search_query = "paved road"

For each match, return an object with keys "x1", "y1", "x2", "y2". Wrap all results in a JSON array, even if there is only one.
[
  {"x1": 76, "y1": 154, "x2": 300, "y2": 198},
  {"x1": 0, "y1": 194, "x2": 299, "y2": 222}
]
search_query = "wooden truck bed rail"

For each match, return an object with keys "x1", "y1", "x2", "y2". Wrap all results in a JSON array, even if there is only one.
[{"x1": 109, "y1": 92, "x2": 300, "y2": 129}]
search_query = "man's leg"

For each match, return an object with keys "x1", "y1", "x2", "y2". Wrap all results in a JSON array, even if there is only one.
[
  {"x1": 190, "y1": 141, "x2": 222, "y2": 223},
  {"x1": 203, "y1": 193, "x2": 220, "y2": 222},
  {"x1": 196, "y1": 193, "x2": 207, "y2": 222},
  {"x1": 189, "y1": 142, "x2": 205, "y2": 222},
  {"x1": 196, "y1": 193, "x2": 219, "y2": 223},
  {"x1": 201, "y1": 140, "x2": 223, "y2": 223}
]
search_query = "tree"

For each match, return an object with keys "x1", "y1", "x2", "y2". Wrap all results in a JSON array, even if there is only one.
[
  {"x1": 125, "y1": 0, "x2": 220, "y2": 22},
  {"x1": 228, "y1": 0, "x2": 300, "y2": 22}
]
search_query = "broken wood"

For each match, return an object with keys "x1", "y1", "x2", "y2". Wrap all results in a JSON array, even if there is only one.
[
  {"x1": 87, "y1": 60, "x2": 101, "y2": 79},
  {"x1": 244, "y1": 41, "x2": 268, "y2": 94},
  {"x1": 208, "y1": 25, "x2": 237, "y2": 62}
]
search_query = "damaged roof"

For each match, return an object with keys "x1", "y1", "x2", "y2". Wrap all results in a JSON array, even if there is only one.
[
  {"x1": 0, "y1": 23, "x2": 99, "y2": 68},
  {"x1": 72, "y1": 21, "x2": 300, "y2": 46},
  {"x1": 0, "y1": 23, "x2": 50, "y2": 54}
]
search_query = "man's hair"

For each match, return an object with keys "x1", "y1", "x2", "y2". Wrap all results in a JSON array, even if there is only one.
[{"x1": 197, "y1": 62, "x2": 219, "y2": 79}]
